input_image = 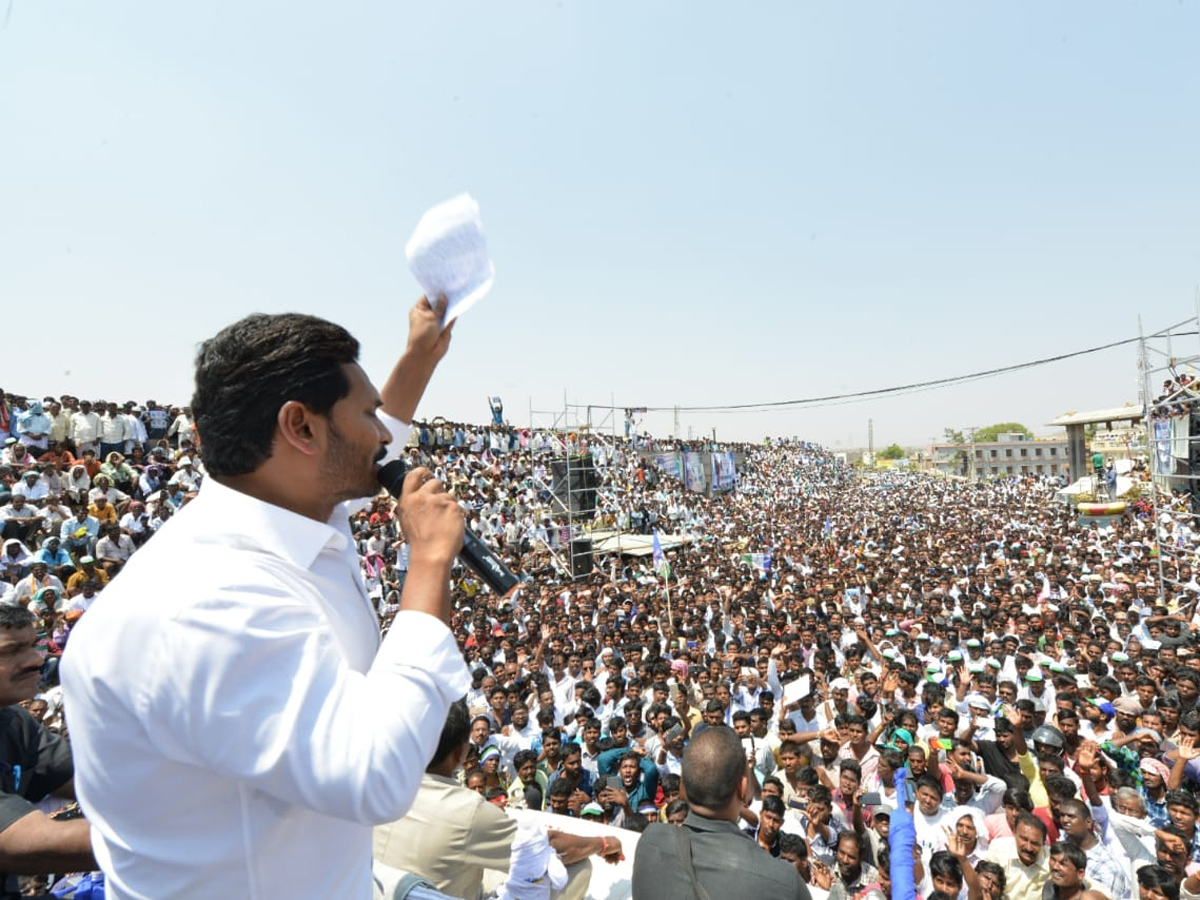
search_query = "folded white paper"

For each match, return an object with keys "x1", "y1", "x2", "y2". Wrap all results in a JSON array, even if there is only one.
[
  {"x1": 783, "y1": 674, "x2": 811, "y2": 707},
  {"x1": 405, "y1": 192, "x2": 495, "y2": 327}
]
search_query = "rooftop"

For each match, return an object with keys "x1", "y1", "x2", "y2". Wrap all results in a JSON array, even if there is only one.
[{"x1": 1047, "y1": 405, "x2": 1144, "y2": 428}]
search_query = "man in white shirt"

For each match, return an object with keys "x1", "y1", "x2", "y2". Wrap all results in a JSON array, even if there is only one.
[
  {"x1": 61, "y1": 297, "x2": 469, "y2": 899},
  {"x1": 68, "y1": 401, "x2": 100, "y2": 456}
]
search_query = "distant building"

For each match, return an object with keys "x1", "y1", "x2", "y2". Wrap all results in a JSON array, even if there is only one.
[
  {"x1": 929, "y1": 432, "x2": 1070, "y2": 480},
  {"x1": 1047, "y1": 406, "x2": 1145, "y2": 482}
]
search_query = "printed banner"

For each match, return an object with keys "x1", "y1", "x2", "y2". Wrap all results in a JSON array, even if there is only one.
[
  {"x1": 1155, "y1": 419, "x2": 1173, "y2": 472},
  {"x1": 684, "y1": 452, "x2": 707, "y2": 492},
  {"x1": 653, "y1": 452, "x2": 682, "y2": 480},
  {"x1": 711, "y1": 451, "x2": 737, "y2": 492}
]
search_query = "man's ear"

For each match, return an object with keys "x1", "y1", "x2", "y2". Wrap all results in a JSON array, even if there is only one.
[{"x1": 276, "y1": 401, "x2": 325, "y2": 457}]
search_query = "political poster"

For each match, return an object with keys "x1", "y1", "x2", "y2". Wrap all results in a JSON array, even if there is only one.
[
  {"x1": 653, "y1": 452, "x2": 682, "y2": 480},
  {"x1": 711, "y1": 451, "x2": 737, "y2": 492},
  {"x1": 684, "y1": 453, "x2": 706, "y2": 492}
]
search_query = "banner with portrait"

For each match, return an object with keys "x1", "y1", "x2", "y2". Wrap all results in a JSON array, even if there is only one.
[
  {"x1": 684, "y1": 452, "x2": 706, "y2": 492},
  {"x1": 653, "y1": 452, "x2": 682, "y2": 481},
  {"x1": 711, "y1": 451, "x2": 737, "y2": 492}
]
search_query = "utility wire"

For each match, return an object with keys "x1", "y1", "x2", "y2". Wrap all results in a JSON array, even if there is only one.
[{"x1": 608, "y1": 334, "x2": 1160, "y2": 413}]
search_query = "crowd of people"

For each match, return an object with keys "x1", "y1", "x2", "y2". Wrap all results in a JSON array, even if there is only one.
[{"x1": 4, "y1": 377, "x2": 1200, "y2": 900}]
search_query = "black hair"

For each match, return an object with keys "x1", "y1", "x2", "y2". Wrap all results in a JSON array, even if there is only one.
[
  {"x1": 548, "y1": 778, "x2": 573, "y2": 798},
  {"x1": 1167, "y1": 789, "x2": 1200, "y2": 815},
  {"x1": 192, "y1": 313, "x2": 359, "y2": 476},
  {"x1": 665, "y1": 797, "x2": 690, "y2": 820},
  {"x1": 681, "y1": 726, "x2": 745, "y2": 810},
  {"x1": 513, "y1": 749, "x2": 538, "y2": 771},
  {"x1": 928, "y1": 851, "x2": 963, "y2": 888},
  {"x1": 761, "y1": 795, "x2": 786, "y2": 817},
  {"x1": 1161, "y1": 823, "x2": 1197, "y2": 854},
  {"x1": 778, "y1": 832, "x2": 805, "y2": 859},
  {"x1": 0, "y1": 605, "x2": 34, "y2": 630},
  {"x1": 1044, "y1": 774, "x2": 1077, "y2": 802},
  {"x1": 975, "y1": 860, "x2": 1006, "y2": 894},
  {"x1": 1003, "y1": 788, "x2": 1034, "y2": 812},
  {"x1": 1015, "y1": 811, "x2": 1048, "y2": 838},
  {"x1": 430, "y1": 699, "x2": 470, "y2": 768},
  {"x1": 1049, "y1": 840, "x2": 1087, "y2": 872},
  {"x1": 915, "y1": 774, "x2": 944, "y2": 798},
  {"x1": 1137, "y1": 864, "x2": 1181, "y2": 900}
]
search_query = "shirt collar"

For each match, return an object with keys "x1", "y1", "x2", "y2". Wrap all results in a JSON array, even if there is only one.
[
  {"x1": 196, "y1": 476, "x2": 346, "y2": 570},
  {"x1": 683, "y1": 812, "x2": 746, "y2": 835}
]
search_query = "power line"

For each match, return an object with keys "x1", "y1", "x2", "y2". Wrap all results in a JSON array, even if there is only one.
[{"x1": 608, "y1": 334, "x2": 1153, "y2": 413}]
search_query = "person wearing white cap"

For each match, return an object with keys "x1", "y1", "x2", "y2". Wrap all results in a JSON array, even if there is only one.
[
  {"x1": 172, "y1": 457, "x2": 201, "y2": 492},
  {"x1": 963, "y1": 693, "x2": 997, "y2": 742}
]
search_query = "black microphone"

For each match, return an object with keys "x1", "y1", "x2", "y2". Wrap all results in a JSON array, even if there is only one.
[{"x1": 378, "y1": 459, "x2": 521, "y2": 599}]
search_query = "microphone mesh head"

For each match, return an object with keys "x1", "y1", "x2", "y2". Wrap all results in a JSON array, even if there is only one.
[{"x1": 377, "y1": 459, "x2": 408, "y2": 498}]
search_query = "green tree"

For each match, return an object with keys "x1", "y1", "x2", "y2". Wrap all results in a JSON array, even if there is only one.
[
  {"x1": 878, "y1": 443, "x2": 905, "y2": 459},
  {"x1": 973, "y1": 422, "x2": 1032, "y2": 443},
  {"x1": 943, "y1": 428, "x2": 965, "y2": 444}
]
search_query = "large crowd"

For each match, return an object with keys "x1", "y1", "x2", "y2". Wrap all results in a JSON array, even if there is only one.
[{"x1": 4, "y1": 386, "x2": 1200, "y2": 900}]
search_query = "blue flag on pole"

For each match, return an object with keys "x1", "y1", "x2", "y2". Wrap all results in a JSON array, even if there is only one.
[{"x1": 652, "y1": 531, "x2": 670, "y2": 579}]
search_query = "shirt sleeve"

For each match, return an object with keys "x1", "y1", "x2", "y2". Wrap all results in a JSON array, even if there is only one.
[
  {"x1": 138, "y1": 582, "x2": 470, "y2": 826},
  {"x1": 25, "y1": 723, "x2": 73, "y2": 802},
  {"x1": 463, "y1": 799, "x2": 518, "y2": 873}
]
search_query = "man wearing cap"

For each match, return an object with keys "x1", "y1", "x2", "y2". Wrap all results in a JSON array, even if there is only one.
[
  {"x1": 172, "y1": 457, "x2": 200, "y2": 492},
  {"x1": 1083, "y1": 699, "x2": 1117, "y2": 743},
  {"x1": 65, "y1": 556, "x2": 108, "y2": 597}
]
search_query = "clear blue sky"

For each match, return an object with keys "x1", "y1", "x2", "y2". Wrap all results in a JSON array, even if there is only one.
[{"x1": 2, "y1": 2, "x2": 1197, "y2": 449}]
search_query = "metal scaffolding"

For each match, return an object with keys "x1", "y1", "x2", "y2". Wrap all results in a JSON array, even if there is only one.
[
  {"x1": 527, "y1": 399, "x2": 623, "y2": 580},
  {"x1": 1140, "y1": 302, "x2": 1200, "y2": 602}
]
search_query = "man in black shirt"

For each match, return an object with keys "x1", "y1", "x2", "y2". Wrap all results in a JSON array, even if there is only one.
[
  {"x1": 974, "y1": 709, "x2": 1032, "y2": 791},
  {"x1": 632, "y1": 726, "x2": 810, "y2": 900},
  {"x1": 0, "y1": 605, "x2": 94, "y2": 898}
]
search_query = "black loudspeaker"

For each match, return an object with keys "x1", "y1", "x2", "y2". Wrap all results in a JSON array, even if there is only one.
[
  {"x1": 550, "y1": 454, "x2": 598, "y2": 518},
  {"x1": 569, "y1": 537, "x2": 594, "y2": 579},
  {"x1": 1190, "y1": 413, "x2": 1200, "y2": 512}
]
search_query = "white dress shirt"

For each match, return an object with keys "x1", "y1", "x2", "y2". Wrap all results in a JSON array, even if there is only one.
[{"x1": 61, "y1": 413, "x2": 470, "y2": 900}]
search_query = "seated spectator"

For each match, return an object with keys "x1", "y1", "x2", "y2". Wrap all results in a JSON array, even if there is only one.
[{"x1": 94, "y1": 524, "x2": 136, "y2": 576}]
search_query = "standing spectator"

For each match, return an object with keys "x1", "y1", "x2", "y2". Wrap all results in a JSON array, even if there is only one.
[
  {"x1": 62, "y1": 298, "x2": 468, "y2": 899},
  {"x1": 632, "y1": 726, "x2": 811, "y2": 899},
  {"x1": 68, "y1": 401, "x2": 100, "y2": 457},
  {"x1": 98, "y1": 403, "x2": 129, "y2": 461}
]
